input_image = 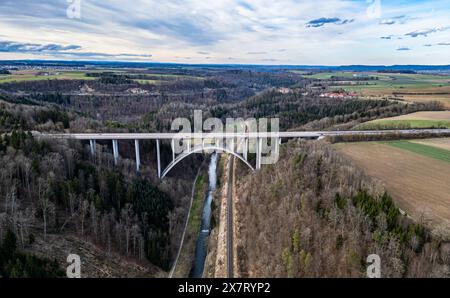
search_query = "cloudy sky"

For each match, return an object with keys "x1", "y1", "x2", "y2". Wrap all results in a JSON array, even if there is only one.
[{"x1": 0, "y1": 0, "x2": 449, "y2": 65}]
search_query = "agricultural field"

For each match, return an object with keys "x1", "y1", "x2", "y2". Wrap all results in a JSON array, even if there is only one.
[
  {"x1": 382, "y1": 140, "x2": 450, "y2": 163},
  {"x1": 0, "y1": 69, "x2": 203, "y2": 85},
  {"x1": 0, "y1": 70, "x2": 96, "y2": 83},
  {"x1": 293, "y1": 71, "x2": 358, "y2": 79},
  {"x1": 304, "y1": 71, "x2": 450, "y2": 108},
  {"x1": 337, "y1": 140, "x2": 450, "y2": 227},
  {"x1": 355, "y1": 111, "x2": 450, "y2": 130},
  {"x1": 410, "y1": 138, "x2": 450, "y2": 151}
]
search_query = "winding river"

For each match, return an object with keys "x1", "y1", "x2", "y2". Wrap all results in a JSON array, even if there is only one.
[{"x1": 190, "y1": 153, "x2": 218, "y2": 278}]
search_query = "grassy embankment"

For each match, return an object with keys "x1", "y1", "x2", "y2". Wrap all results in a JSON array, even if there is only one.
[{"x1": 171, "y1": 172, "x2": 207, "y2": 277}]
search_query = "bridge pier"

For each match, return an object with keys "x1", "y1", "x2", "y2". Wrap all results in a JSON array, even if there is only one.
[
  {"x1": 186, "y1": 139, "x2": 191, "y2": 153},
  {"x1": 89, "y1": 139, "x2": 96, "y2": 156},
  {"x1": 112, "y1": 140, "x2": 119, "y2": 165},
  {"x1": 41, "y1": 129, "x2": 449, "y2": 179},
  {"x1": 243, "y1": 138, "x2": 248, "y2": 161},
  {"x1": 156, "y1": 139, "x2": 161, "y2": 178},
  {"x1": 135, "y1": 139, "x2": 140, "y2": 172},
  {"x1": 276, "y1": 137, "x2": 281, "y2": 155},
  {"x1": 256, "y1": 137, "x2": 262, "y2": 170},
  {"x1": 171, "y1": 139, "x2": 176, "y2": 162}
]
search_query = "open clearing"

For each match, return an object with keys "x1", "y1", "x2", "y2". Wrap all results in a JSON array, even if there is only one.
[
  {"x1": 355, "y1": 111, "x2": 450, "y2": 130},
  {"x1": 337, "y1": 141, "x2": 450, "y2": 227}
]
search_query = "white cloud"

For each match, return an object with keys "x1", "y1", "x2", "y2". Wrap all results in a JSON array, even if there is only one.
[{"x1": 0, "y1": 0, "x2": 448, "y2": 64}]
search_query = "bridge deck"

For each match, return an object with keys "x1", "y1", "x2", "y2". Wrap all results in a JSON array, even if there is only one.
[
  {"x1": 31, "y1": 129, "x2": 450, "y2": 179},
  {"x1": 34, "y1": 129, "x2": 450, "y2": 140}
]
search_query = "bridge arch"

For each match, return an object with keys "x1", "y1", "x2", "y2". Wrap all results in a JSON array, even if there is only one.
[{"x1": 161, "y1": 145, "x2": 254, "y2": 179}]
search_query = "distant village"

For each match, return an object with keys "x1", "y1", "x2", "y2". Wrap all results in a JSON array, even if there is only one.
[
  {"x1": 277, "y1": 87, "x2": 358, "y2": 99},
  {"x1": 319, "y1": 90, "x2": 358, "y2": 99}
]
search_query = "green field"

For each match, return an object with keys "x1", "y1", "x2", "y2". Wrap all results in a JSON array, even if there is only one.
[
  {"x1": 0, "y1": 70, "x2": 204, "y2": 85},
  {"x1": 0, "y1": 71, "x2": 95, "y2": 83},
  {"x1": 331, "y1": 73, "x2": 450, "y2": 91},
  {"x1": 381, "y1": 140, "x2": 450, "y2": 163},
  {"x1": 355, "y1": 119, "x2": 450, "y2": 130}
]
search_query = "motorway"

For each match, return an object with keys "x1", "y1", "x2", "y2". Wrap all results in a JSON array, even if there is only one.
[{"x1": 33, "y1": 129, "x2": 450, "y2": 140}]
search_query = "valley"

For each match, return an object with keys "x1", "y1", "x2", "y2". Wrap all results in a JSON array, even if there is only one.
[{"x1": 1, "y1": 61, "x2": 450, "y2": 279}]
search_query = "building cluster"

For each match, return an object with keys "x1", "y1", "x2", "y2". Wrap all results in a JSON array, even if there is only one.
[{"x1": 319, "y1": 91, "x2": 358, "y2": 99}]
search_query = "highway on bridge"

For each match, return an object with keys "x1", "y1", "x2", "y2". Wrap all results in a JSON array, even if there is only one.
[
  {"x1": 33, "y1": 129, "x2": 450, "y2": 179},
  {"x1": 33, "y1": 129, "x2": 450, "y2": 140}
]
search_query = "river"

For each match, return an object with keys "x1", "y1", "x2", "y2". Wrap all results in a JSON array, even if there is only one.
[{"x1": 190, "y1": 153, "x2": 218, "y2": 278}]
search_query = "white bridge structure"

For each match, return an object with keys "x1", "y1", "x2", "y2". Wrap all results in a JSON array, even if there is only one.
[{"x1": 37, "y1": 129, "x2": 450, "y2": 179}]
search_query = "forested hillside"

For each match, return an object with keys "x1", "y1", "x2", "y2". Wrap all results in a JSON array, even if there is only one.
[
  {"x1": 233, "y1": 140, "x2": 450, "y2": 277},
  {"x1": 0, "y1": 100, "x2": 201, "y2": 277},
  {"x1": 1, "y1": 65, "x2": 447, "y2": 277}
]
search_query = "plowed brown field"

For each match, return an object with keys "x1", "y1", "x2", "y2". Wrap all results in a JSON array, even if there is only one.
[{"x1": 338, "y1": 142, "x2": 450, "y2": 227}]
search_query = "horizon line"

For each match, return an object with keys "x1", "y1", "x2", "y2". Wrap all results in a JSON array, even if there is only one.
[{"x1": 1, "y1": 59, "x2": 450, "y2": 68}]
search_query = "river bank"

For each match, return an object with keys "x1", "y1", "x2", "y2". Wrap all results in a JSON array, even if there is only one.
[
  {"x1": 170, "y1": 153, "x2": 220, "y2": 278},
  {"x1": 204, "y1": 154, "x2": 229, "y2": 277},
  {"x1": 170, "y1": 162, "x2": 208, "y2": 277}
]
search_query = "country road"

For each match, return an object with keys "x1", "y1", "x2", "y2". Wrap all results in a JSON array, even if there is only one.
[{"x1": 227, "y1": 156, "x2": 235, "y2": 278}]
